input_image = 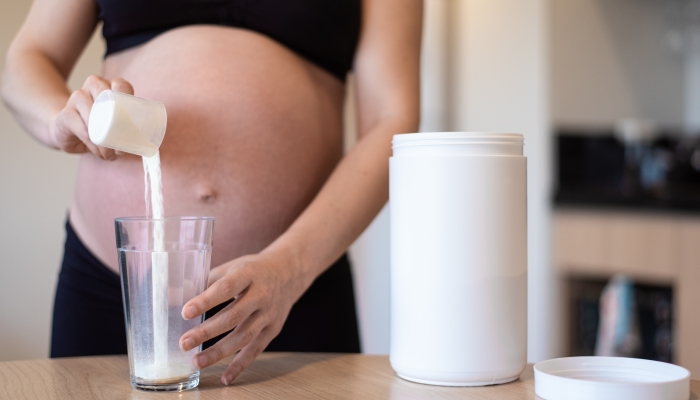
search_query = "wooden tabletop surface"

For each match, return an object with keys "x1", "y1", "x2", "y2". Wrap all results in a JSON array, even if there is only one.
[{"x1": 1, "y1": 353, "x2": 698, "y2": 399}]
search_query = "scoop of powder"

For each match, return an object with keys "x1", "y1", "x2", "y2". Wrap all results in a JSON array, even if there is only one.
[{"x1": 88, "y1": 90, "x2": 166, "y2": 157}]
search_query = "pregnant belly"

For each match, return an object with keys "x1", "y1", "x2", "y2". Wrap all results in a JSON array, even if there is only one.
[{"x1": 70, "y1": 26, "x2": 346, "y2": 272}]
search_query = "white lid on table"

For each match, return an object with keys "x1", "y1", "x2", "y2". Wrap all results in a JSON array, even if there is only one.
[{"x1": 534, "y1": 356, "x2": 690, "y2": 400}]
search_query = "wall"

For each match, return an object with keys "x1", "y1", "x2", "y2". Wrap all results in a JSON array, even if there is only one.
[
  {"x1": 551, "y1": 0, "x2": 685, "y2": 127},
  {"x1": 684, "y1": 23, "x2": 700, "y2": 131},
  {"x1": 0, "y1": 2, "x2": 104, "y2": 360}
]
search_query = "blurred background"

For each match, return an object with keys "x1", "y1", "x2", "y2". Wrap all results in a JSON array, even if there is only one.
[{"x1": 2, "y1": 0, "x2": 700, "y2": 378}]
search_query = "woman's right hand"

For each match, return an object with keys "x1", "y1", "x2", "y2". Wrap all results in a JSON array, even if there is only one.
[{"x1": 50, "y1": 75, "x2": 134, "y2": 160}]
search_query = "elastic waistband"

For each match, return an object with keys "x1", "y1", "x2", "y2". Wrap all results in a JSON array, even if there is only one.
[{"x1": 58, "y1": 219, "x2": 122, "y2": 303}]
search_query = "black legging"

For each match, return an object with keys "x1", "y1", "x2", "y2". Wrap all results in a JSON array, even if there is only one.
[{"x1": 50, "y1": 220, "x2": 360, "y2": 357}]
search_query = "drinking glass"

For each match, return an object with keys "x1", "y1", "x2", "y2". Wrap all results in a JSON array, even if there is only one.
[{"x1": 115, "y1": 216, "x2": 214, "y2": 391}]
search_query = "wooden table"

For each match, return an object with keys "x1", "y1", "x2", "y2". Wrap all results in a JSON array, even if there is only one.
[{"x1": 1, "y1": 353, "x2": 699, "y2": 399}]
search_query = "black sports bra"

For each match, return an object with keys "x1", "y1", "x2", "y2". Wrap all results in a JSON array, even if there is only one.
[{"x1": 95, "y1": 0, "x2": 362, "y2": 81}]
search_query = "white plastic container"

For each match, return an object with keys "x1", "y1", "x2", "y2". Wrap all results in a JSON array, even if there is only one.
[
  {"x1": 389, "y1": 132, "x2": 527, "y2": 386},
  {"x1": 88, "y1": 90, "x2": 167, "y2": 157}
]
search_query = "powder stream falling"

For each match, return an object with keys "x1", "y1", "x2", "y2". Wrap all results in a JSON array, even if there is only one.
[
  {"x1": 142, "y1": 152, "x2": 170, "y2": 380},
  {"x1": 143, "y1": 159, "x2": 150, "y2": 218}
]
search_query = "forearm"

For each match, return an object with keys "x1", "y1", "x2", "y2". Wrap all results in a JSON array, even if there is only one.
[
  {"x1": 266, "y1": 120, "x2": 412, "y2": 285},
  {"x1": 1, "y1": 48, "x2": 72, "y2": 148}
]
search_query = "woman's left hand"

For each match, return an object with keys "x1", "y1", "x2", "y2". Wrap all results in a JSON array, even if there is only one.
[{"x1": 179, "y1": 249, "x2": 310, "y2": 385}]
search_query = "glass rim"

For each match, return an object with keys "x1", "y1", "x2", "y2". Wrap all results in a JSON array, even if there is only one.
[{"x1": 115, "y1": 216, "x2": 215, "y2": 223}]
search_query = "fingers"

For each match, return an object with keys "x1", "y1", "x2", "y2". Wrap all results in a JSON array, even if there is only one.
[
  {"x1": 70, "y1": 89, "x2": 93, "y2": 123},
  {"x1": 192, "y1": 312, "x2": 267, "y2": 370},
  {"x1": 208, "y1": 265, "x2": 230, "y2": 286},
  {"x1": 55, "y1": 74, "x2": 135, "y2": 160},
  {"x1": 82, "y1": 74, "x2": 112, "y2": 100},
  {"x1": 65, "y1": 90, "x2": 117, "y2": 160},
  {"x1": 99, "y1": 147, "x2": 118, "y2": 160},
  {"x1": 180, "y1": 294, "x2": 258, "y2": 351},
  {"x1": 111, "y1": 78, "x2": 135, "y2": 95},
  {"x1": 55, "y1": 109, "x2": 101, "y2": 155},
  {"x1": 221, "y1": 326, "x2": 278, "y2": 385},
  {"x1": 182, "y1": 267, "x2": 253, "y2": 320},
  {"x1": 82, "y1": 74, "x2": 135, "y2": 99}
]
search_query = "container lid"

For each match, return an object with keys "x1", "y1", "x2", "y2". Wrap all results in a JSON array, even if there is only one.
[
  {"x1": 534, "y1": 357, "x2": 690, "y2": 400},
  {"x1": 392, "y1": 132, "x2": 524, "y2": 157},
  {"x1": 393, "y1": 131, "x2": 522, "y2": 141},
  {"x1": 393, "y1": 132, "x2": 523, "y2": 145}
]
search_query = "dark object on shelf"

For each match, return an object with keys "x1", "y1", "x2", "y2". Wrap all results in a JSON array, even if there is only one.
[
  {"x1": 569, "y1": 279, "x2": 606, "y2": 357},
  {"x1": 636, "y1": 283, "x2": 674, "y2": 363},
  {"x1": 568, "y1": 277, "x2": 674, "y2": 363},
  {"x1": 555, "y1": 129, "x2": 700, "y2": 212}
]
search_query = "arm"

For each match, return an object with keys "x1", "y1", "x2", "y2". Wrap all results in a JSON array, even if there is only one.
[
  {"x1": 1, "y1": 0, "x2": 130, "y2": 159},
  {"x1": 179, "y1": 0, "x2": 422, "y2": 385},
  {"x1": 269, "y1": 0, "x2": 423, "y2": 279}
]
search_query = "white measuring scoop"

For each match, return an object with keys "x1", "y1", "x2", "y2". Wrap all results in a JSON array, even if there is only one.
[{"x1": 88, "y1": 90, "x2": 167, "y2": 157}]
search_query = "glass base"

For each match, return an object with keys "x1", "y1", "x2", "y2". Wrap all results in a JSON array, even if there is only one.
[{"x1": 131, "y1": 374, "x2": 199, "y2": 392}]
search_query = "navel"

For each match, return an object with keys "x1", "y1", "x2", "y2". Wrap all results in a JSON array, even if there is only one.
[{"x1": 196, "y1": 183, "x2": 218, "y2": 203}]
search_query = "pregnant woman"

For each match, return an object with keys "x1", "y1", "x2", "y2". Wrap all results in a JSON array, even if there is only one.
[{"x1": 1, "y1": 0, "x2": 421, "y2": 385}]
